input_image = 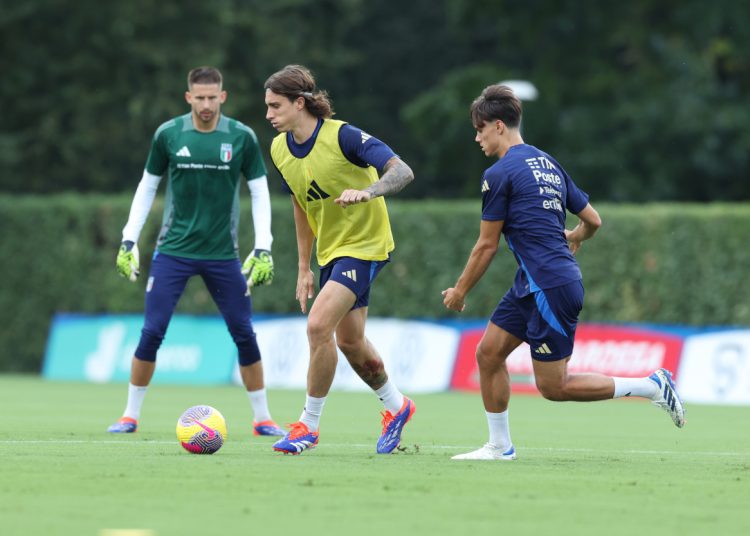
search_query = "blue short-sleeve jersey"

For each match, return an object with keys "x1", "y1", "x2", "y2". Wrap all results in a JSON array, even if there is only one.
[
  {"x1": 278, "y1": 119, "x2": 396, "y2": 195},
  {"x1": 481, "y1": 144, "x2": 590, "y2": 297}
]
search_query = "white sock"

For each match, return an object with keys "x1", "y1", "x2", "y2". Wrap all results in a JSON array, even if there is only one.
[
  {"x1": 486, "y1": 410, "x2": 512, "y2": 451},
  {"x1": 123, "y1": 383, "x2": 148, "y2": 421},
  {"x1": 374, "y1": 380, "x2": 405, "y2": 414},
  {"x1": 299, "y1": 395, "x2": 326, "y2": 432},
  {"x1": 613, "y1": 376, "x2": 659, "y2": 399},
  {"x1": 247, "y1": 387, "x2": 272, "y2": 422}
]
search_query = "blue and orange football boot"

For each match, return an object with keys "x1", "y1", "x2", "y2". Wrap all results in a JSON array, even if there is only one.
[
  {"x1": 107, "y1": 417, "x2": 138, "y2": 433},
  {"x1": 377, "y1": 397, "x2": 416, "y2": 454},
  {"x1": 253, "y1": 420, "x2": 286, "y2": 436},
  {"x1": 272, "y1": 421, "x2": 319, "y2": 454}
]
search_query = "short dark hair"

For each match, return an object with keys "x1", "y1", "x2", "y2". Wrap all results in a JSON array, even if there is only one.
[
  {"x1": 264, "y1": 64, "x2": 334, "y2": 119},
  {"x1": 187, "y1": 66, "x2": 223, "y2": 89},
  {"x1": 470, "y1": 84, "x2": 522, "y2": 129}
]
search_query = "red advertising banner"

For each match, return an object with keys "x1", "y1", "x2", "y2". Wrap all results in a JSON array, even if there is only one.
[{"x1": 450, "y1": 324, "x2": 684, "y2": 393}]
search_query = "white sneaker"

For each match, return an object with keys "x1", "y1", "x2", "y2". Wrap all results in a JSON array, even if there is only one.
[
  {"x1": 451, "y1": 443, "x2": 517, "y2": 460},
  {"x1": 649, "y1": 368, "x2": 686, "y2": 428}
]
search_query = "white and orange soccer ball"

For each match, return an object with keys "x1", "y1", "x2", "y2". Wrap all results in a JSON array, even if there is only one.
[{"x1": 176, "y1": 405, "x2": 227, "y2": 454}]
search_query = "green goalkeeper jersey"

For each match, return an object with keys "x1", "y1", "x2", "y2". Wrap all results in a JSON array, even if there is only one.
[{"x1": 145, "y1": 113, "x2": 267, "y2": 260}]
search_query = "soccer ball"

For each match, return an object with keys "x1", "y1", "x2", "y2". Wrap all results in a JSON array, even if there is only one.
[{"x1": 176, "y1": 405, "x2": 227, "y2": 454}]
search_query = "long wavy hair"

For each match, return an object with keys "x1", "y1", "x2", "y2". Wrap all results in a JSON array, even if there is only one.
[{"x1": 264, "y1": 64, "x2": 334, "y2": 119}]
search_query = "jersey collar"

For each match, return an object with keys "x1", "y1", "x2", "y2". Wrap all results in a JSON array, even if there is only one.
[{"x1": 286, "y1": 118, "x2": 324, "y2": 158}]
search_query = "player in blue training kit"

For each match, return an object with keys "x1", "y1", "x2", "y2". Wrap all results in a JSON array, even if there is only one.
[{"x1": 443, "y1": 84, "x2": 685, "y2": 461}]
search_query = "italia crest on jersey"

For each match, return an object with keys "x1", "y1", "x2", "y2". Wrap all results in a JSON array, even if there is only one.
[{"x1": 220, "y1": 143, "x2": 233, "y2": 163}]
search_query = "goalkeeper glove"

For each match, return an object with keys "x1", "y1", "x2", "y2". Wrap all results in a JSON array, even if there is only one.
[
  {"x1": 116, "y1": 241, "x2": 140, "y2": 282},
  {"x1": 242, "y1": 249, "x2": 274, "y2": 288}
]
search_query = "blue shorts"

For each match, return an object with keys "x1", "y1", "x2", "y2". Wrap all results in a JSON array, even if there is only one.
[
  {"x1": 490, "y1": 280, "x2": 584, "y2": 361},
  {"x1": 319, "y1": 256, "x2": 389, "y2": 310},
  {"x1": 136, "y1": 252, "x2": 260, "y2": 365}
]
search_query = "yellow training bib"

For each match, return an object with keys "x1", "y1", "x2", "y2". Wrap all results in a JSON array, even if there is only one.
[{"x1": 271, "y1": 119, "x2": 394, "y2": 266}]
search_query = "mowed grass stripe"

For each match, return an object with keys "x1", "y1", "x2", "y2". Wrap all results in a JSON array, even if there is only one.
[
  {"x1": 2, "y1": 375, "x2": 749, "y2": 536},
  {"x1": 0, "y1": 438, "x2": 747, "y2": 458}
]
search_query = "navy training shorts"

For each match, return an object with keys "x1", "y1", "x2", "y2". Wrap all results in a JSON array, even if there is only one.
[
  {"x1": 490, "y1": 279, "x2": 584, "y2": 361},
  {"x1": 319, "y1": 256, "x2": 389, "y2": 310}
]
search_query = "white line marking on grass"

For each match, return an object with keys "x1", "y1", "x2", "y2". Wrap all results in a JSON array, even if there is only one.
[
  {"x1": 0, "y1": 440, "x2": 175, "y2": 445},
  {"x1": 509, "y1": 446, "x2": 750, "y2": 457},
  {"x1": 0, "y1": 439, "x2": 747, "y2": 458},
  {"x1": 340, "y1": 444, "x2": 748, "y2": 457}
]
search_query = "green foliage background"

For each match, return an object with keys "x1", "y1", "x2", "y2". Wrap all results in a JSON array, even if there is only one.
[
  {"x1": 2, "y1": 0, "x2": 750, "y2": 200},
  {"x1": 2, "y1": 2, "x2": 749, "y2": 372},
  {"x1": 2, "y1": 195, "x2": 749, "y2": 372}
]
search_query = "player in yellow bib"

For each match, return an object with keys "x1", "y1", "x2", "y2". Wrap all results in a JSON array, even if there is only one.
[
  {"x1": 264, "y1": 65, "x2": 416, "y2": 455},
  {"x1": 270, "y1": 117, "x2": 394, "y2": 265}
]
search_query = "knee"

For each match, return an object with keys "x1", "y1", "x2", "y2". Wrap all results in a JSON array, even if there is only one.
[
  {"x1": 307, "y1": 316, "x2": 333, "y2": 345},
  {"x1": 226, "y1": 321, "x2": 254, "y2": 345},
  {"x1": 475, "y1": 343, "x2": 504, "y2": 372},
  {"x1": 535, "y1": 378, "x2": 568, "y2": 401},
  {"x1": 336, "y1": 336, "x2": 364, "y2": 357},
  {"x1": 135, "y1": 328, "x2": 164, "y2": 362},
  {"x1": 236, "y1": 335, "x2": 261, "y2": 366}
]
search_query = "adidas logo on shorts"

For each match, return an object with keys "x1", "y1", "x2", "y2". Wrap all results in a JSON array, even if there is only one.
[{"x1": 535, "y1": 343, "x2": 552, "y2": 355}]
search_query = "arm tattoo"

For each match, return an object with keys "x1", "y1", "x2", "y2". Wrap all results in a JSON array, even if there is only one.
[{"x1": 364, "y1": 157, "x2": 414, "y2": 198}]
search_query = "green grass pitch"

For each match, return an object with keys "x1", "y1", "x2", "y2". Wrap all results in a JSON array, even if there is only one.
[{"x1": 2, "y1": 375, "x2": 748, "y2": 536}]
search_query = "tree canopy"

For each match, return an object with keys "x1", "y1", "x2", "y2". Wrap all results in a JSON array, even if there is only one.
[{"x1": 2, "y1": 0, "x2": 748, "y2": 200}]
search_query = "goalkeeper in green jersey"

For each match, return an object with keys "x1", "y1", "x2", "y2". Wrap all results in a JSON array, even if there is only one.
[{"x1": 109, "y1": 66, "x2": 284, "y2": 437}]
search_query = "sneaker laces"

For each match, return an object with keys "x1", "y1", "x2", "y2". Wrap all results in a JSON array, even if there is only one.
[
  {"x1": 286, "y1": 421, "x2": 312, "y2": 440},
  {"x1": 380, "y1": 410, "x2": 395, "y2": 434}
]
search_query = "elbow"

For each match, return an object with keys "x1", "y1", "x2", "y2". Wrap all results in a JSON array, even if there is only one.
[
  {"x1": 401, "y1": 161, "x2": 415, "y2": 185},
  {"x1": 590, "y1": 214, "x2": 602, "y2": 233},
  {"x1": 583, "y1": 206, "x2": 602, "y2": 234},
  {"x1": 389, "y1": 157, "x2": 414, "y2": 185},
  {"x1": 477, "y1": 240, "x2": 498, "y2": 257},
  {"x1": 593, "y1": 213, "x2": 603, "y2": 231}
]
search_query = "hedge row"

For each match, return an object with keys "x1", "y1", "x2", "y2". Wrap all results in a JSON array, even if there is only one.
[{"x1": 1, "y1": 195, "x2": 748, "y2": 372}]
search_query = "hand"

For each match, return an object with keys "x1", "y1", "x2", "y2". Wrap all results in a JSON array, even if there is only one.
[
  {"x1": 442, "y1": 287, "x2": 466, "y2": 312},
  {"x1": 564, "y1": 229, "x2": 582, "y2": 255},
  {"x1": 334, "y1": 189, "x2": 372, "y2": 208},
  {"x1": 242, "y1": 249, "x2": 274, "y2": 290},
  {"x1": 296, "y1": 269, "x2": 315, "y2": 314},
  {"x1": 116, "y1": 241, "x2": 140, "y2": 282}
]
